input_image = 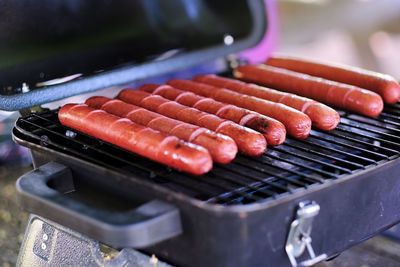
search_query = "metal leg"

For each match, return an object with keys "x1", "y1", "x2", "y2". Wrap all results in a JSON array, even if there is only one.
[{"x1": 17, "y1": 214, "x2": 172, "y2": 267}]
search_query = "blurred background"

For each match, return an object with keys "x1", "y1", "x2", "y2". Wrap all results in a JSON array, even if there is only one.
[
  {"x1": 278, "y1": 0, "x2": 400, "y2": 79},
  {"x1": 1, "y1": 0, "x2": 400, "y2": 266}
]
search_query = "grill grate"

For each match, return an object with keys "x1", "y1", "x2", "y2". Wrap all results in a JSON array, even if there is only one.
[{"x1": 15, "y1": 103, "x2": 400, "y2": 206}]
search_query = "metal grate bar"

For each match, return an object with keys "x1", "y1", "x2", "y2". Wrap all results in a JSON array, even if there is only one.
[
  {"x1": 210, "y1": 168, "x2": 278, "y2": 196},
  {"x1": 319, "y1": 130, "x2": 398, "y2": 156},
  {"x1": 206, "y1": 180, "x2": 286, "y2": 204},
  {"x1": 257, "y1": 153, "x2": 338, "y2": 178},
  {"x1": 283, "y1": 142, "x2": 365, "y2": 169},
  {"x1": 379, "y1": 112, "x2": 400, "y2": 123},
  {"x1": 215, "y1": 165, "x2": 294, "y2": 193},
  {"x1": 374, "y1": 117, "x2": 400, "y2": 128},
  {"x1": 199, "y1": 177, "x2": 276, "y2": 202},
  {"x1": 270, "y1": 147, "x2": 352, "y2": 174},
  {"x1": 383, "y1": 106, "x2": 400, "y2": 115},
  {"x1": 294, "y1": 138, "x2": 377, "y2": 165},
  {"x1": 234, "y1": 156, "x2": 323, "y2": 184},
  {"x1": 232, "y1": 158, "x2": 308, "y2": 187},
  {"x1": 335, "y1": 126, "x2": 400, "y2": 149},
  {"x1": 339, "y1": 121, "x2": 400, "y2": 142},
  {"x1": 345, "y1": 116, "x2": 400, "y2": 135},
  {"x1": 310, "y1": 132, "x2": 391, "y2": 159}
]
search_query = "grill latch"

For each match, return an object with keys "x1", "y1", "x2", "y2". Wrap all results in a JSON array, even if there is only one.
[{"x1": 285, "y1": 201, "x2": 327, "y2": 267}]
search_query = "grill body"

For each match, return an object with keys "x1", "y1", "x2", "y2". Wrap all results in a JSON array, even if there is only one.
[
  {"x1": 7, "y1": 1, "x2": 397, "y2": 265},
  {"x1": 13, "y1": 103, "x2": 400, "y2": 266}
]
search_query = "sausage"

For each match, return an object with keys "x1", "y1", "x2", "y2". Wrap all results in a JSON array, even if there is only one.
[
  {"x1": 234, "y1": 65, "x2": 384, "y2": 118},
  {"x1": 85, "y1": 96, "x2": 238, "y2": 164},
  {"x1": 117, "y1": 90, "x2": 267, "y2": 156},
  {"x1": 266, "y1": 55, "x2": 400, "y2": 104},
  {"x1": 140, "y1": 84, "x2": 286, "y2": 146},
  {"x1": 194, "y1": 75, "x2": 340, "y2": 130},
  {"x1": 166, "y1": 80, "x2": 312, "y2": 139},
  {"x1": 58, "y1": 104, "x2": 212, "y2": 175}
]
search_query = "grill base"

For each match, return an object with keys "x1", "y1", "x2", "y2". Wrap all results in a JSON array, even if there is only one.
[
  {"x1": 14, "y1": 141, "x2": 400, "y2": 267},
  {"x1": 12, "y1": 103, "x2": 400, "y2": 266},
  {"x1": 17, "y1": 215, "x2": 172, "y2": 267}
]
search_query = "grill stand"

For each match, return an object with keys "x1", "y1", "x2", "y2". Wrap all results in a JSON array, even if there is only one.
[{"x1": 17, "y1": 215, "x2": 172, "y2": 267}]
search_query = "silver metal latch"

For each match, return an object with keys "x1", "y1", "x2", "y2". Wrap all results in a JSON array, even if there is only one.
[{"x1": 285, "y1": 201, "x2": 327, "y2": 267}]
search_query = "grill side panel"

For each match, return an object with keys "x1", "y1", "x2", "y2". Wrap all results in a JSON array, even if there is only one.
[
  {"x1": 19, "y1": 145, "x2": 400, "y2": 267},
  {"x1": 147, "y1": 159, "x2": 400, "y2": 267}
]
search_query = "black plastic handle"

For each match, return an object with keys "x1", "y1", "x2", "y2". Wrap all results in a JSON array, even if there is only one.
[{"x1": 16, "y1": 162, "x2": 182, "y2": 248}]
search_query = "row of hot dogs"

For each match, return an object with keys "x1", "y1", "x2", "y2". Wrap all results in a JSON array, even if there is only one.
[{"x1": 58, "y1": 55, "x2": 400, "y2": 175}]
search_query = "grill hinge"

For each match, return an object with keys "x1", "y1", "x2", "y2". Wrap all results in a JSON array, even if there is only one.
[
  {"x1": 285, "y1": 201, "x2": 327, "y2": 267},
  {"x1": 225, "y1": 54, "x2": 248, "y2": 70}
]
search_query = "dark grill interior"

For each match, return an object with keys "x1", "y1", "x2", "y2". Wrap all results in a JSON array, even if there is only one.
[{"x1": 14, "y1": 103, "x2": 400, "y2": 206}]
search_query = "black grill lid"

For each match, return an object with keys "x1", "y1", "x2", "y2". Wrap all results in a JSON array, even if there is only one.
[{"x1": 0, "y1": 0, "x2": 267, "y2": 111}]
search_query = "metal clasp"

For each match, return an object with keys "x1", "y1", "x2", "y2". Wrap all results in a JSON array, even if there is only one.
[{"x1": 286, "y1": 201, "x2": 327, "y2": 267}]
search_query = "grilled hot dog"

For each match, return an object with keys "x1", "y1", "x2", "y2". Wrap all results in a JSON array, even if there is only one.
[
  {"x1": 85, "y1": 96, "x2": 238, "y2": 164},
  {"x1": 266, "y1": 55, "x2": 400, "y2": 104},
  {"x1": 117, "y1": 89, "x2": 267, "y2": 156},
  {"x1": 234, "y1": 65, "x2": 384, "y2": 117},
  {"x1": 194, "y1": 75, "x2": 340, "y2": 130},
  {"x1": 140, "y1": 84, "x2": 286, "y2": 146},
  {"x1": 167, "y1": 80, "x2": 312, "y2": 139},
  {"x1": 59, "y1": 104, "x2": 212, "y2": 175}
]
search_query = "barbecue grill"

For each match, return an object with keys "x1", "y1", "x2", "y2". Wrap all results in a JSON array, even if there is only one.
[{"x1": 2, "y1": 1, "x2": 400, "y2": 266}]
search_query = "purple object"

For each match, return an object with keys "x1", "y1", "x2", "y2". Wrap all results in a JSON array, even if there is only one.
[
  {"x1": 240, "y1": 0, "x2": 278, "y2": 63},
  {"x1": 0, "y1": 140, "x2": 31, "y2": 166}
]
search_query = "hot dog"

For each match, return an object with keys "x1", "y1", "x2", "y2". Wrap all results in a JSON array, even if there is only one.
[
  {"x1": 194, "y1": 75, "x2": 340, "y2": 130},
  {"x1": 266, "y1": 55, "x2": 400, "y2": 104},
  {"x1": 140, "y1": 84, "x2": 286, "y2": 146},
  {"x1": 117, "y1": 90, "x2": 267, "y2": 156},
  {"x1": 58, "y1": 104, "x2": 212, "y2": 175},
  {"x1": 166, "y1": 80, "x2": 312, "y2": 139},
  {"x1": 234, "y1": 65, "x2": 384, "y2": 118},
  {"x1": 85, "y1": 96, "x2": 238, "y2": 164}
]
